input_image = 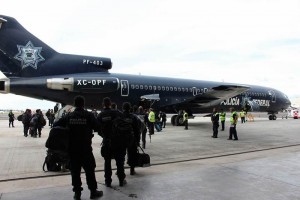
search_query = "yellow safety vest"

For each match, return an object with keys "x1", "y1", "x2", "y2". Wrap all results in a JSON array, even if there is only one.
[
  {"x1": 148, "y1": 111, "x2": 155, "y2": 123},
  {"x1": 220, "y1": 112, "x2": 226, "y2": 121},
  {"x1": 230, "y1": 111, "x2": 237, "y2": 124},
  {"x1": 240, "y1": 111, "x2": 245, "y2": 117},
  {"x1": 183, "y1": 112, "x2": 188, "y2": 121}
]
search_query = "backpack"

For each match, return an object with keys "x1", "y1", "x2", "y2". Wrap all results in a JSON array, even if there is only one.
[
  {"x1": 45, "y1": 126, "x2": 69, "y2": 151},
  {"x1": 30, "y1": 115, "x2": 38, "y2": 127},
  {"x1": 43, "y1": 127, "x2": 70, "y2": 172},
  {"x1": 111, "y1": 115, "x2": 134, "y2": 148},
  {"x1": 43, "y1": 149, "x2": 69, "y2": 172},
  {"x1": 39, "y1": 116, "x2": 46, "y2": 126},
  {"x1": 17, "y1": 114, "x2": 23, "y2": 121}
]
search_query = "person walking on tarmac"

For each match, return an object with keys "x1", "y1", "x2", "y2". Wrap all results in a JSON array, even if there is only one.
[
  {"x1": 240, "y1": 110, "x2": 246, "y2": 123},
  {"x1": 148, "y1": 108, "x2": 155, "y2": 135},
  {"x1": 30, "y1": 109, "x2": 41, "y2": 138},
  {"x1": 211, "y1": 108, "x2": 219, "y2": 138},
  {"x1": 183, "y1": 110, "x2": 188, "y2": 130},
  {"x1": 159, "y1": 111, "x2": 167, "y2": 128},
  {"x1": 123, "y1": 103, "x2": 141, "y2": 176},
  {"x1": 219, "y1": 109, "x2": 226, "y2": 131},
  {"x1": 54, "y1": 96, "x2": 103, "y2": 200},
  {"x1": 97, "y1": 97, "x2": 129, "y2": 187},
  {"x1": 137, "y1": 106, "x2": 148, "y2": 149},
  {"x1": 22, "y1": 109, "x2": 32, "y2": 137},
  {"x1": 8, "y1": 110, "x2": 15, "y2": 127},
  {"x1": 228, "y1": 107, "x2": 238, "y2": 141}
]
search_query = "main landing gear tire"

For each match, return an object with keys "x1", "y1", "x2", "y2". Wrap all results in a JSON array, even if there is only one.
[
  {"x1": 171, "y1": 115, "x2": 185, "y2": 126},
  {"x1": 171, "y1": 115, "x2": 177, "y2": 126},
  {"x1": 269, "y1": 115, "x2": 277, "y2": 120}
]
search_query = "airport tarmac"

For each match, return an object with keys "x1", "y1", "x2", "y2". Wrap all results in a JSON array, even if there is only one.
[{"x1": 0, "y1": 116, "x2": 300, "y2": 199}]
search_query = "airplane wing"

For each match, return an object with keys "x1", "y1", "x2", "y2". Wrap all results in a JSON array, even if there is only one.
[
  {"x1": 140, "y1": 94, "x2": 160, "y2": 101},
  {"x1": 183, "y1": 84, "x2": 250, "y2": 108}
]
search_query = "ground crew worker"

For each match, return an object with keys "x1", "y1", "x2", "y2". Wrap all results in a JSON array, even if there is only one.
[
  {"x1": 228, "y1": 107, "x2": 238, "y2": 140},
  {"x1": 240, "y1": 110, "x2": 246, "y2": 123},
  {"x1": 211, "y1": 108, "x2": 219, "y2": 138},
  {"x1": 219, "y1": 109, "x2": 226, "y2": 131},
  {"x1": 54, "y1": 96, "x2": 103, "y2": 200},
  {"x1": 148, "y1": 108, "x2": 155, "y2": 135},
  {"x1": 183, "y1": 110, "x2": 188, "y2": 130}
]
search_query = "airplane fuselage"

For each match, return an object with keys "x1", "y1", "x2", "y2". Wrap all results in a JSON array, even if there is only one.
[{"x1": 6, "y1": 72, "x2": 291, "y2": 114}]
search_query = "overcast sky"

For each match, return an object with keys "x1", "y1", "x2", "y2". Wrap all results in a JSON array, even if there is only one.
[{"x1": 1, "y1": 0, "x2": 300, "y2": 110}]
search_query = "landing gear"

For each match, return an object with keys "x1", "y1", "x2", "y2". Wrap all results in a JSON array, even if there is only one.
[
  {"x1": 269, "y1": 114, "x2": 277, "y2": 120},
  {"x1": 171, "y1": 114, "x2": 185, "y2": 126},
  {"x1": 171, "y1": 115, "x2": 177, "y2": 126}
]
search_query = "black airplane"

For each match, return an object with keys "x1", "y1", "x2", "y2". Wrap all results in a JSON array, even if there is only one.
[{"x1": 0, "y1": 15, "x2": 291, "y2": 125}]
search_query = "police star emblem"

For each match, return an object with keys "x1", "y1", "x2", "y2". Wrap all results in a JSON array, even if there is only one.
[{"x1": 14, "y1": 41, "x2": 45, "y2": 70}]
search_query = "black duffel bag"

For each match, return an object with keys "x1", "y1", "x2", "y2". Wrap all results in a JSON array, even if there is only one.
[{"x1": 135, "y1": 146, "x2": 150, "y2": 167}]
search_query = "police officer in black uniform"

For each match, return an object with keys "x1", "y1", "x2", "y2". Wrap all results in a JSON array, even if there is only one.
[
  {"x1": 211, "y1": 108, "x2": 219, "y2": 138},
  {"x1": 54, "y1": 96, "x2": 103, "y2": 200},
  {"x1": 22, "y1": 109, "x2": 32, "y2": 137},
  {"x1": 97, "y1": 97, "x2": 126, "y2": 187},
  {"x1": 125, "y1": 103, "x2": 141, "y2": 176}
]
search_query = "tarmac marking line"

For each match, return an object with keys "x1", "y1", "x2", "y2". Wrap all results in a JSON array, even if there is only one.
[{"x1": 1, "y1": 143, "x2": 300, "y2": 183}]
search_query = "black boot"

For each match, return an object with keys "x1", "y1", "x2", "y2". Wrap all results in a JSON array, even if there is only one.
[
  {"x1": 90, "y1": 190, "x2": 103, "y2": 199},
  {"x1": 130, "y1": 167, "x2": 136, "y2": 175},
  {"x1": 119, "y1": 179, "x2": 127, "y2": 187},
  {"x1": 73, "y1": 192, "x2": 81, "y2": 200}
]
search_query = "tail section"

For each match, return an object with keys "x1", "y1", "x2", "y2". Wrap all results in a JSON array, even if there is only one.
[
  {"x1": 0, "y1": 15, "x2": 112, "y2": 77},
  {"x1": 0, "y1": 15, "x2": 56, "y2": 77}
]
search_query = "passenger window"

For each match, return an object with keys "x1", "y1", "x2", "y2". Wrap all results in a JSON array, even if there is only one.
[
  {"x1": 153, "y1": 86, "x2": 157, "y2": 90},
  {"x1": 174, "y1": 87, "x2": 177, "y2": 91},
  {"x1": 162, "y1": 86, "x2": 165, "y2": 91},
  {"x1": 149, "y1": 86, "x2": 152, "y2": 90},
  {"x1": 145, "y1": 85, "x2": 148, "y2": 90},
  {"x1": 158, "y1": 86, "x2": 161, "y2": 90},
  {"x1": 131, "y1": 85, "x2": 135, "y2": 89},
  {"x1": 140, "y1": 85, "x2": 143, "y2": 90},
  {"x1": 135, "y1": 85, "x2": 139, "y2": 89},
  {"x1": 170, "y1": 87, "x2": 173, "y2": 91},
  {"x1": 166, "y1": 87, "x2": 169, "y2": 91},
  {"x1": 178, "y1": 88, "x2": 181, "y2": 92}
]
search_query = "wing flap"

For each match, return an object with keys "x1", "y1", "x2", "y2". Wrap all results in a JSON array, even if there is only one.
[{"x1": 188, "y1": 84, "x2": 250, "y2": 108}]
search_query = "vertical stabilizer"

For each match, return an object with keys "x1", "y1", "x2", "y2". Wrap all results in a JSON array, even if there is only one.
[
  {"x1": 0, "y1": 15, "x2": 112, "y2": 78},
  {"x1": 0, "y1": 15, "x2": 57, "y2": 77}
]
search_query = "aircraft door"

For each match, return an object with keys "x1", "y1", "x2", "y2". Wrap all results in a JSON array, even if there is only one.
[
  {"x1": 268, "y1": 90, "x2": 276, "y2": 103},
  {"x1": 121, "y1": 80, "x2": 129, "y2": 96}
]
